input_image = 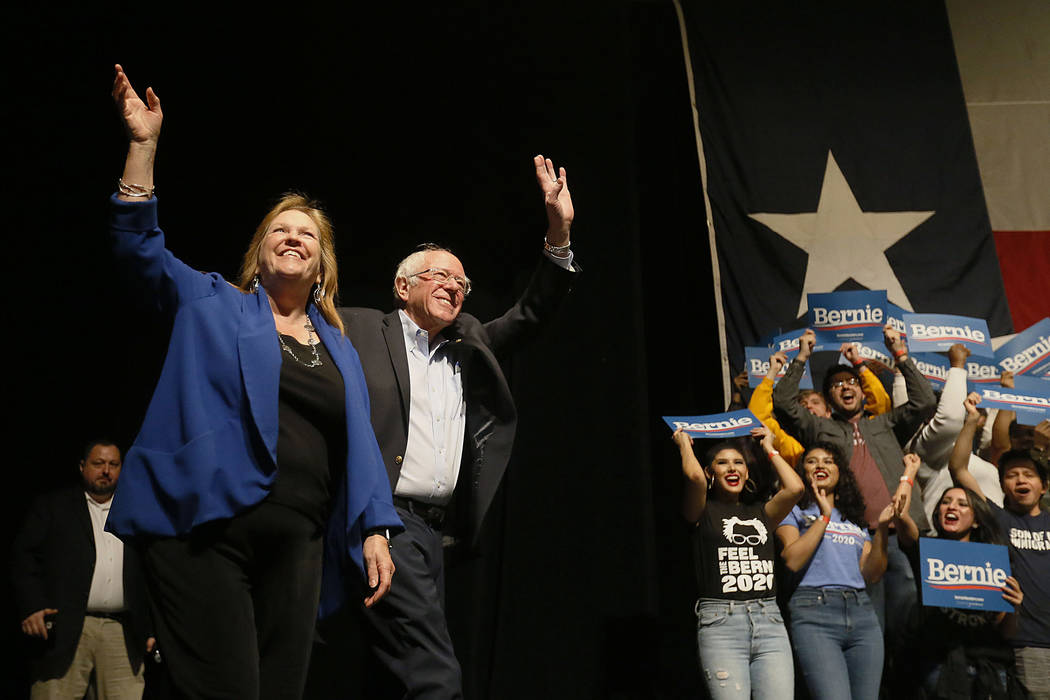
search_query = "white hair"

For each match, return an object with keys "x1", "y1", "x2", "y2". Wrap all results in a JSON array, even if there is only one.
[{"x1": 392, "y1": 243, "x2": 454, "y2": 307}]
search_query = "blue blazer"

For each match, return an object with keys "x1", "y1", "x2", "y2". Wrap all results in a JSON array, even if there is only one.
[{"x1": 105, "y1": 195, "x2": 401, "y2": 615}]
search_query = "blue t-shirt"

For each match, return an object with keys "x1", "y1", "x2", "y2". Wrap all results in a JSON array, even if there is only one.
[
  {"x1": 780, "y1": 503, "x2": 870, "y2": 589},
  {"x1": 991, "y1": 502, "x2": 1050, "y2": 648}
]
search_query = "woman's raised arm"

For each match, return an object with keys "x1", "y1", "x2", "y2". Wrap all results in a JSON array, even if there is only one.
[{"x1": 113, "y1": 64, "x2": 162, "y2": 201}]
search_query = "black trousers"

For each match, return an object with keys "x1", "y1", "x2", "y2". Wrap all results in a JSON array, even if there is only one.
[
  {"x1": 359, "y1": 505, "x2": 464, "y2": 700},
  {"x1": 143, "y1": 501, "x2": 323, "y2": 700}
]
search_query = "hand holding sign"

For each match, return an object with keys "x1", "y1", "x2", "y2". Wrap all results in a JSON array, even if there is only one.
[
  {"x1": 1034, "y1": 421, "x2": 1050, "y2": 451},
  {"x1": 1002, "y1": 575, "x2": 1024, "y2": 609},
  {"x1": 1002, "y1": 371, "x2": 1015, "y2": 389},
  {"x1": 840, "y1": 342, "x2": 863, "y2": 368},
  {"x1": 750, "y1": 424, "x2": 774, "y2": 454},
  {"x1": 948, "y1": 343, "x2": 971, "y2": 369},
  {"x1": 883, "y1": 323, "x2": 907, "y2": 361},
  {"x1": 766, "y1": 351, "x2": 788, "y2": 380},
  {"x1": 797, "y1": 329, "x2": 816, "y2": 362},
  {"x1": 963, "y1": 392, "x2": 982, "y2": 423}
]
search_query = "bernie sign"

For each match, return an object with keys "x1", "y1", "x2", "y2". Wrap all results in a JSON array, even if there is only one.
[
  {"x1": 807, "y1": 290, "x2": 887, "y2": 349},
  {"x1": 664, "y1": 409, "x2": 761, "y2": 438},
  {"x1": 902, "y1": 313, "x2": 993, "y2": 358},
  {"x1": 920, "y1": 537, "x2": 1012, "y2": 613}
]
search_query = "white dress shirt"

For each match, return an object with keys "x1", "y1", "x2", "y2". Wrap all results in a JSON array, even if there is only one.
[
  {"x1": 84, "y1": 493, "x2": 126, "y2": 612},
  {"x1": 393, "y1": 310, "x2": 467, "y2": 505},
  {"x1": 393, "y1": 251, "x2": 574, "y2": 505}
]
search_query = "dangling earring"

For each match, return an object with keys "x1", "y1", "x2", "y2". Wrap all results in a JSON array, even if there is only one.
[
  {"x1": 744, "y1": 478, "x2": 757, "y2": 494},
  {"x1": 313, "y1": 284, "x2": 324, "y2": 304},
  {"x1": 249, "y1": 275, "x2": 260, "y2": 294}
]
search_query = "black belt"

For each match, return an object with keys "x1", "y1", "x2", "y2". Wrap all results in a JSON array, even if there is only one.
[
  {"x1": 86, "y1": 611, "x2": 125, "y2": 621},
  {"x1": 393, "y1": 496, "x2": 447, "y2": 529}
]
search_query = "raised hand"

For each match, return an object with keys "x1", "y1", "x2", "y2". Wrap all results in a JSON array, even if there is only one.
[
  {"x1": 840, "y1": 342, "x2": 863, "y2": 368},
  {"x1": 1034, "y1": 420, "x2": 1050, "y2": 451},
  {"x1": 883, "y1": 323, "x2": 907, "y2": 359},
  {"x1": 797, "y1": 329, "x2": 816, "y2": 361},
  {"x1": 948, "y1": 343, "x2": 971, "y2": 369},
  {"x1": 672, "y1": 428, "x2": 694, "y2": 450},
  {"x1": 894, "y1": 453, "x2": 920, "y2": 516},
  {"x1": 877, "y1": 502, "x2": 896, "y2": 528},
  {"x1": 766, "y1": 351, "x2": 789, "y2": 380},
  {"x1": 1001, "y1": 370, "x2": 1015, "y2": 389},
  {"x1": 963, "y1": 392, "x2": 982, "y2": 422},
  {"x1": 113, "y1": 64, "x2": 162, "y2": 146},
  {"x1": 750, "y1": 425, "x2": 775, "y2": 454},
  {"x1": 732, "y1": 369, "x2": 749, "y2": 393},
  {"x1": 534, "y1": 155, "x2": 574, "y2": 246}
]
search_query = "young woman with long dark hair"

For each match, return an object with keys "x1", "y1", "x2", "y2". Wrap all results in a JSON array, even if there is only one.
[
  {"x1": 673, "y1": 425, "x2": 804, "y2": 699},
  {"x1": 775, "y1": 442, "x2": 900, "y2": 700}
]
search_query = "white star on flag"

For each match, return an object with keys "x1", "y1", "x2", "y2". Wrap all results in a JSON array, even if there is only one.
[{"x1": 749, "y1": 151, "x2": 935, "y2": 317}]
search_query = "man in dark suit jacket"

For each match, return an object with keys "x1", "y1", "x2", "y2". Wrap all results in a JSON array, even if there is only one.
[
  {"x1": 12, "y1": 440, "x2": 153, "y2": 699},
  {"x1": 339, "y1": 155, "x2": 577, "y2": 698}
]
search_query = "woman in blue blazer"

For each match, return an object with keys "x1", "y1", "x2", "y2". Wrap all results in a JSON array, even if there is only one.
[{"x1": 106, "y1": 64, "x2": 402, "y2": 700}]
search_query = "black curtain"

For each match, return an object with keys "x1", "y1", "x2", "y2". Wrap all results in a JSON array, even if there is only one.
[{"x1": 5, "y1": 2, "x2": 721, "y2": 698}]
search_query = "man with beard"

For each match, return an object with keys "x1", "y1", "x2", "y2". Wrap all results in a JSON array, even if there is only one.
[
  {"x1": 12, "y1": 440, "x2": 153, "y2": 699},
  {"x1": 772, "y1": 324, "x2": 936, "y2": 690}
]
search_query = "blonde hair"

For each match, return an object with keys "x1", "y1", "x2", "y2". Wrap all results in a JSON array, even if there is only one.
[{"x1": 237, "y1": 193, "x2": 344, "y2": 335}]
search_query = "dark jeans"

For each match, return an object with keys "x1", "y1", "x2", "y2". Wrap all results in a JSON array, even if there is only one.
[
  {"x1": 143, "y1": 501, "x2": 323, "y2": 700},
  {"x1": 789, "y1": 587, "x2": 883, "y2": 700}
]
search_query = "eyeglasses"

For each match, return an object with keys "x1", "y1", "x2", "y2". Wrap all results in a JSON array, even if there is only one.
[
  {"x1": 408, "y1": 268, "x2": 472, "y2": 297},
  {"x1": 830, "y1": 376, "x2": 859, "y2": 390},
  {"x1": 727, "y1": 533, "x2": 763, "y2": 545}
]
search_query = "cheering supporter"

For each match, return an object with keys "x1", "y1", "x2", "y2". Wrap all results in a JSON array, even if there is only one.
[
  {"x1": 672, "y1": 425, "x2": 804, "y2": 699},
  {"x1": 748, "y1": 345, "x2": 892, "y2": 467},
  {"x1": 989, "y1": 372, "x2": 1050, "y2": 460},
  {"x1": 895, "y1": 481, "x2": 1027, "y2": 699},
  {"x1": 775, "y1": 443, "x2": 903, "y2": 700},
  {"x1": 950, "y1": 393, "x2": 1050, "y2": 699},
  {"x1": 894, "y1": 343, "x2": 1005, "y2": 525},
  {"x1": 772, "y1": 325, "x2": 934, "y2": 646}
]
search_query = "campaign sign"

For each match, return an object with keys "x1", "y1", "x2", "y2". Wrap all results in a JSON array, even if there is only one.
[
  {"x1": 975, "y1": 375, "x2": 1050, "y2": 422},
  {"x1": 842, "y1": 341, "x2": 895, "y2": 375},
  {"x1": 807, "y1": 290, "x2": 887, "y2": 348},
  {"x1": 664, "y1": 409, "x2": 760, "y2": 438},
  {"x1": 966, "y1": 358, "x2": 1002, "y2": 391},
  {"x1": 920, "y1": 537, "x2": 1012, "y2": 613},
  {"x1": 886, "y1": 302, "x2": 910, "y2": 338},
  {"x1": 770, "y1": 330, "x2": 803, "y2": 355},
  {"x1": 910, "y1": 352, "x2": 951, "y2": 392},
  {"x1": 745, "y1": 346, "x2": 812, "y2": 389},
  {"x1": 903, "y1": 313, "x2": 994, "y2": 358},
  {"x1": 996, "y1": 318, "x2": 1050, "y2": 377}
]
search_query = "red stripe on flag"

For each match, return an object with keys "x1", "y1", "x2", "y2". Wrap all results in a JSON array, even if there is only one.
[{"x1": 993, "y1": 230, "x2": 1050, "y2": 330}]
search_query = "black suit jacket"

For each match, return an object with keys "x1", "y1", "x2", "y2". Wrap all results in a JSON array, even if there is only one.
[
  {"x1": 341, "y1": 257, "x2": 576, "y2": 545},
  {"x1": 11, "y1": 486, "x2": 152, "y2": 680}
]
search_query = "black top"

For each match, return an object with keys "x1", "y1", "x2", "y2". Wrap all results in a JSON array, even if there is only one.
[
  {"x1": 991, "y1": 502, "x2": 1050, "y2": 648},
  {"x1": 694, "y1": 501, "x2": 777, "y2": 600},
  {"x1": 268, "y1": 335, "x2": 346, "y2": 527}
]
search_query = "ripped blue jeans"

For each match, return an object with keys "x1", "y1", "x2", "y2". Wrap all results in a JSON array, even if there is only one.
[{"x1": 695, "y1": 597, "x2": 793, "y2": 699}]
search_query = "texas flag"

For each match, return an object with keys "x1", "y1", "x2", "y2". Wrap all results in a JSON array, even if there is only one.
[
  {"x1": 949, "y1": 2, "x2": 1050, "y2": 330},
  {"x1": 673, "y1": 1, "x2": 1039, "y2": 397}
]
